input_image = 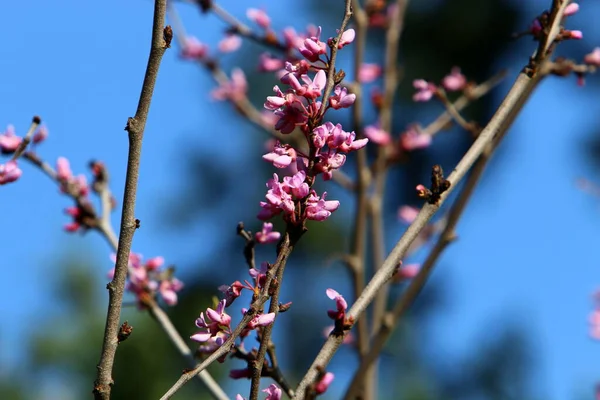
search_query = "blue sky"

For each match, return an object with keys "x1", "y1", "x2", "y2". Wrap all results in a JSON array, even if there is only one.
[{"x1": 2, "y1": 0, "x2": 600, "y2": 399}]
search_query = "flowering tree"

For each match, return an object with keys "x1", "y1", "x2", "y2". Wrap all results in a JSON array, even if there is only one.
[{"x1": 2, "y1": 0, "x2": 599, "y2": 399}]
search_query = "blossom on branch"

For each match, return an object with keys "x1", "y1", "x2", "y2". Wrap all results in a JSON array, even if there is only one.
[
  {"x1": 247, "y1": 8, "x2": 271, "y2": 29},
  {"x1": 180, "y1": 36, "x2": 208, "y2": 60},
  {"x1": 0, "y1": 125, "x2": 21, "y2": 153},
  {"x1": 584, "y1": 48, "x2": 600, "y2": 67},
  {"x1": 107, "y1": 253, "x2": 183, "y2": 308},
  {"x1": 0, "y1": 160, "x2": 22, "y2": 185},
  {"x1": 255, "y1": 222, "x2": 281, "y2": 244},
  {"x1": 211, "y1": 68, "x2": 248, "y2": 102},
  {"x1": 314, "y1": 372, "x2": 334, "y2": 395},
  {"x1": 442, "y1": 67, "x2": 467, "y2": 92},
  {"x1": 412, "y1": 79, "x2": 437, "y2": 102},
  {"x1": 218, "y1": 34, "x2": 242, "y2": 53}
]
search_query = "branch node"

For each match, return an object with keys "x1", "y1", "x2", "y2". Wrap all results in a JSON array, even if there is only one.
[
  {"x1": 117, "y1": 321, "x2": 133, "y2": 343},
  {"x1": 163, "y1": 25, "x2": 173, "y2": 48},
  {"x1": 417, "y1": 165, "x2": 451, "y2": 205}
]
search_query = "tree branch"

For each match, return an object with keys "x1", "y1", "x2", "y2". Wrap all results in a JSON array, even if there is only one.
[
  {"x1": 93, "y1": 1, "x2": 170, "y2": 397},
  {"x1": 293, "y1": 2, "x2": 569, "y2": 394}
]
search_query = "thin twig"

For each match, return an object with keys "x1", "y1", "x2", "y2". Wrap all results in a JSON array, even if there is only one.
[
  {"x1": 11, "y1": 116, "x2": 41, "y2": 161},
  {"x1": 346, "y1": 0, "x2": 370, "y2": 377},
  {"x1": 293, "y1": 3, "x2": 569, "y2": 395},
  {"x1": 367, "y1": 2, "x2": 409, "y2": 398},
  {"x1": 317, "y1": 0, "x2": 354, "y2": 120},
  {"x1": 250, "y1": 227, "x2": 303, "y2": 400},
  {"x1": 419, "y1": 71, "x2": 507, "y2": 137},
  {"x1": 93, "y1": 1, "x2": 170, "y2": 398}
]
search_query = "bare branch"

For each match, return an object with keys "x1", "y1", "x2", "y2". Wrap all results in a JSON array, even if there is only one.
[
  {"x1": 93, "y1": 1, "x2": 170, "y2": 397},
  {"x1": 293, "y1": 3, "x2": 570, "y2": 394}
]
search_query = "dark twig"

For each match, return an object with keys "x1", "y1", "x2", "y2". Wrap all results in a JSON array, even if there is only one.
[{"x1": 11, "y1": 116, "x2": 41, "y2": 161}]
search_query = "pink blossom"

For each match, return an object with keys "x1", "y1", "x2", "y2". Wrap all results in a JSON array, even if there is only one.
[
  {"x1": 398, "y1": 205, "x2": 419, "y2": 224},
  {"x1": 247, "y1": 8, "x2": 271, "y2": 29},
  {"x1": 180, "y1": 36, "x2": 208, "y2": 59},
  {"x1": 313, "y1": 122, "x2": 368, "y2": 153},
  {"x1": 299, "y1": 26, "x2": 327, "y2": 62},
  {"x1": 564, "y1": 2, "x2": 579, "y2": 16},
  {"x1": 258, "y1": 53, "x2": 285, "y2": 72},
  {"x1": 326, "y1": 288, "x2": 347, "y2": 322},
  {"x1": 396, "y1": 263, "x2": 420, "y2": 280},
  {"x1": 218, "y1": 34, "x2": 242, "y2": 53},
  {"x1": 219, "y1": 281, "x2": 246, "y2": 306},
  {"x1": 192, "y1": 299, "x2": 232, "y2": 343},
  {"x1": 282, "y1": 170, "x2": 310, "y2": 198},
  {"x1": 255, "y1": 222, "x2": 281, "y2": 244},
  {"x1": 314, "y1": 372, "x2": 334, "y2": 395},
  {"x1": 288, "y1": 70, "x2": 326, "y2": 100},
  {"x1": 567, "y1": 30, "x2": 583, "y2": 40},
  {"x1": 245, "y1": 311, "x2": 276, "y2": 330},
  {"x1": 305, "y1": 191, "x2": 339, "y2": 221},
  {"x1": 0, "y1": 160, "x2": 22, "y2": 185},
  {"x1": 108, "y1": 253, "x2": 183, "y2": 307},
  {"x1": 63, "y1": 206, "x2": 82, "y2": 232},
  {"x1": 412, "y1": 79, "x2": 437, "y2": 102},
  {"x1": 442, "y1": 67, "x2": 467, "y2": 92},
  {"x1": 211, "y1": 68, "x2": 247, "y2": 102},
  {"x1": 282, "y1": 27, "x2": 303, "y2": 49},
  {"x1": 280, "y1": 60, "x2": 311, "y2": 84},
  {"x1": 145, "y1": 256, "x2": 164, "y2": 270},
  {"x1": 358, "y1": 63, "x2": 382, "y2": 83},
  {"x1": 273, "y1": 102, "x2": 308, "y2": 134},
  {"x1": 584, "y1": 48, "x2": 600, "y2": 66},
  {"x1": 258, "y1": 173, "x2": 296, "y2": 220},
  {"x1": 400, "y1": 125, "x2": 431, "y2": 151},
  {"x1": 364, "y1": 123, "x2": 391, "y2": 145},
  {"x1": 329, "y1": 28, "x2": 355, "y2": 49},
  {"x1": 263, "y1": 141, "x2": 298, "y2": 168},
  {"x1": 314, "y1": 150, "x2": 346, "y2": 181},
  {"x1": 33, "y1": 125, "x2": 49, "y2": 144},
  {"x1": 264, "y1": 85, "x2": 294, "y2": 111},
  {"x1": 263, "y1": 384, "x2": 282, "y2": 400},
  {"x1": 56, "y1": 157, "x2": 73, "y2": 181},
  {"x1": 329, "y1": 86, "x2": 356, "y2": 109},
  {"x1": 0, "y1": 125, "x2": 22, "y2": 153},
  {"x1": 159, "y1": 278, "x2": 184, "y2": 306}
]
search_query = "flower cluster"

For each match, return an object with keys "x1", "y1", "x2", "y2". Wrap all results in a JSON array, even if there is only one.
[
  {"x1": 219, "y1": 261, "x2": 271, "y2": 307},
  {"x1": 0, "y1": 161, "x2": 21, "y2": 185},
  {"x1": 190, "y1": 299, "x2": 275, "y2": 356},
  {"x1": 0, "y1": 123, "x2": 48, "y2": 186},
  {"x1": 412, "y1": 67, "x2": 468, "y2": 103},
  {"x1": 258, "y1": 27, "x2": 367, "y2": 224},
  {"x1": 236, "y1": 384, "x2": 282, "y2": 400},
  {"x1": 363, "y1": 122, "x2": 431, "y2": 153},
  {"x1": 529, "y1": 2, "x2": 582, "y2": 41},
  {"x1": 108, "y1": 253, "x2": 184, "y2": 308},
  {"x1": 52, "y1": 157, "x2": 107, "y2": 233}
]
